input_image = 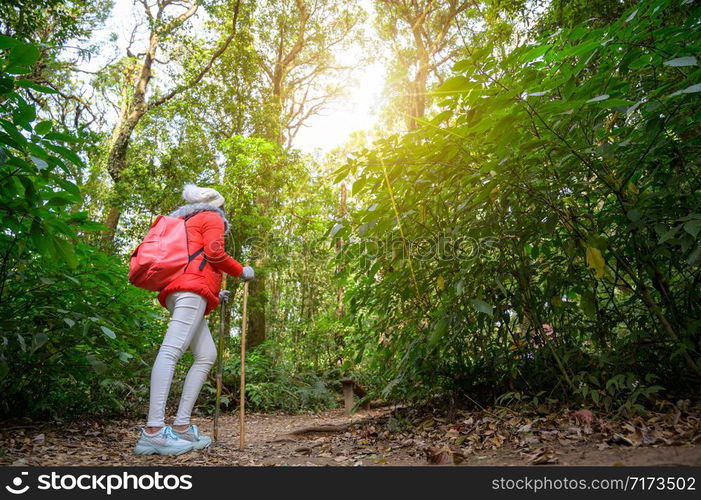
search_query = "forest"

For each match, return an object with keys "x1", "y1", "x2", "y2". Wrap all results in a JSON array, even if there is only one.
[{"x1": 0, "y1": 0, "x2": 700, "y2": 466}]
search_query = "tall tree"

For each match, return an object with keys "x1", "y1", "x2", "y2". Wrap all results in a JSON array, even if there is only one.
[
  {"x1": 253, "y1": 0, "x2": 366, "y2": 147},
  {"x1": 376, "y1": 0, "x2": 471, "y2": 130},
  {"x1": 0, "y1": 0, "x2": 111, "y2": 130},
  {"x1": 240, "y1": 0, "x2": 366, "y2": 347},
  {"x1": 100, "y1": 0, "x2": 241, "y2": 248}
]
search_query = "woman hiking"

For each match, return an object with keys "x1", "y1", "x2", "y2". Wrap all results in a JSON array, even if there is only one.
[{"x1": 134, "y1": 184, "x2": 254, "y2": 456}]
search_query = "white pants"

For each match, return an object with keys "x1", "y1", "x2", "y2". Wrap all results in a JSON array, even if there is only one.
[{"x1": 147, "y1": 292, "x2": 217, "y2": 427}]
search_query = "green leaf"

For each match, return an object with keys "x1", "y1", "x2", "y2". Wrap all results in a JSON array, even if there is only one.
[
  {"x1": 44, "y1": 143, "x2": 84, "y2": 167},
  {"x1": 580, "y1": 291, "x2": 597, "y2": 318},
  {"x1": 62, "y1": 274, "x2": 80, "y2": 285},
  {"x1": 663, "y1": 56, "x2": 697, "y2": 67},
  {"x1": 100, "y1": 326, "x2": 116, "y2": 339},
  {"x1": 44, "y1": 131, "x2": 81, "y2": 143},
  {"x1": 429, "y1": 317, "x2": 449, "y2": 344},
  {"x1": 330, "y1": 223, "x2": 343, "y2": 237},
  {"x1": 586, "y1": 246, "x2": 606, "y2": 278},
  {"x1": 5, "y1": 66, "x2": 32, "y2": 75},
  {"x1": 86, "y1": 354, "x2": 107, "y2": 374},
  {"x1": 687, "y1": 244, "x2": 701, "y2": 266},
  {"x1": 520, "y1": 44, "x2": 551, "y2": 63},
  {"x1": 57, "y1": 178, "x2": 81, "y2": 198},
  {"x1": 34, "y1": 120, "x2": 52, "y2": 135},
  {"x1": 659, "y1": 225, "x2": 680, "y2": 244},
  {"x1": 12, "y1": 104, "x2": 36, "y2": 126},
  {"x1": 627, "y1": 208, "x2": 641, "y2": 222},
  {"x1": 669, "y1": 83, "x2": 701, "y2": 97},
  {"x1": 32, "y1": 332, "x2": 49, "y2": 351},
  {"x1": 118, "y1": 352, "x2": 133, "y2": 363},
  {"x1": 469, "y1": 298, "x2": 493, "y2": 316},
  {"x1": 624, "y1": 8, "x2": 638, "y2": 23},
  {"x1": 51, "y1": 237, "x2": 78, "y2": 268},
  {"x1": 7, "y1": 43, "x2": 41, "y2": 68},
  {"x1": 628, "y1": 53, "x2": 657, "y2": 70},
  {"x1": 352, "y1": 176, "x2": 367, "y2": 195},
  {"x1": 16, "y1": 79, "x2": 57, "y2": 94},
  {"x1": 31, "y1": 156, "x2": 48, "y2": 171},
  {"x1": 0, "y1": 35, "x2": 20, "y2": 49},
  {"x1": 64, "y1": 318, "x2": 75, "y2": 328},
  {"x1": 434, "y1": 75, "x2": 475, "y2": 95},
  {"x1": 683, "y1": 220, "x2": 701, "y2": 239},
  {"x1": 586, "y1": 94, "x2": 609, "y2": 103}
]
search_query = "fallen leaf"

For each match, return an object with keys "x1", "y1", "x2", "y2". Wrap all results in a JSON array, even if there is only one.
[
  {"x1": 425, "y1": 446, "x2": 453, "y2": 465},
  {"x1": 528, "y1": 448, "x2": 559, "y2": 465},
  {"x1": 517, "y1": 423, "x2": 533, "y2": 433},
  {"x1": 572, "y1": 409, "x2": 594, "y2": 424}
]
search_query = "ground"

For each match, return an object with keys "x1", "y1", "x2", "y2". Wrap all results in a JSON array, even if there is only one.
[{"x1": 1, "y1": 405, "x2": 700, "y2": 466}]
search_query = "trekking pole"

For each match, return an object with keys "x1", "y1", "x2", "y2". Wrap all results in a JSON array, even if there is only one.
[
  {"x1": 213, "y1": 278, "x2": 228, "y2": 443},
  {"x1": 239, "y1": 279, "x2": 249, "y2": 450}
]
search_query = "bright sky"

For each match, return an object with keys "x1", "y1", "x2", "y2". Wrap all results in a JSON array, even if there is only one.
[
  {"x1": 86, "y1": 0, "x2": 385, "y2": 154},
  {"x1": 293, "y1": 59, "x2": 384, "y2": 154}
]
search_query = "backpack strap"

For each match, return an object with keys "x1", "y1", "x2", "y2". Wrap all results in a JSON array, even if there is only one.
[
  {"x1": 182, "y1": 214, "x2": 210, "y2": 271},
  {"x1": 188, "y1": 247, "x2": 205, "y2": 262},
  {"x1": 184, "y1": 246, "x2": 206, "y2": 272}
]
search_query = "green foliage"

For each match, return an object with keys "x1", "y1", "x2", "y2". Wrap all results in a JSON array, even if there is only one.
[
  {"x1": 0, "y1": 244, "x2": 165, "y2": 417},
  {"x1": 200, "y1": 339, "x2": 338, "y2": 414},
  {"x1": 0, "y1": 37, "x2": 91, "y2": 290},
  {"x1": 0, "y1": 0, "x2": 111, "y2": 47},
  {"x1": 335, "y1": 0, "x2": 701, "y2": 412},
  {"x1": 4, "y1": 0, "x2": 700, "y2": 424},
  {"x1": 0, "y1": 37, "x2": 165, "y2": 418}
]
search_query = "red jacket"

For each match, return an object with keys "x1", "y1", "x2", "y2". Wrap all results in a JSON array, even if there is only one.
[{"x1": 158, "y1": 209, "x2": 243, "y2": 315}]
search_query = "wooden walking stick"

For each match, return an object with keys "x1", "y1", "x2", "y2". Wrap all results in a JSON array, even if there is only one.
[
  {"x1": 239, "y1": 280, "x2": 249, "y2": 450},
  {"x1": 213, "y1": 278, "x2": 229, "y2": 442}
]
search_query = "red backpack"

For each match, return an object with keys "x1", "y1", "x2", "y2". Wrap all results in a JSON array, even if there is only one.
[{"x1": 128, "y1": 215, "x2": 201, "y2": 291}]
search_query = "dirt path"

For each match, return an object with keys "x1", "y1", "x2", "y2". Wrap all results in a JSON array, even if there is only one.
[{"x1": 1, "y1": 406, "x2": 699, "y2": 466}]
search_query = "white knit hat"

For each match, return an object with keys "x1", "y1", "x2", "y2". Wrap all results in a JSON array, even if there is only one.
[{"x1": 182, "y1": 183, "x2": 225, "y2": 207}]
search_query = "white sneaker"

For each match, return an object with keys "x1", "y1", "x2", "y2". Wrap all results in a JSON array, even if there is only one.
[
  {"x1": 172, "y1": 424, "x2": 212, "y2": 450},
  {"x1": 134, "y1": 426, "x2": 194, "y2": 456}
]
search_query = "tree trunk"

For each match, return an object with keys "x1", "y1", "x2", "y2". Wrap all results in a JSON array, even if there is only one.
[
  {"x1": 100, "y1": 26, "x2": 155, "y2": 249},
  {"x1": 336, "y1": 182, "x2": 347, "y2": 319},
  {"x1": 245, "y1": 0, "x2": 309, "y2": 348},
  {"x1": 407, "y1": 31, "x2": 429, "y2": 130},
  {"x1": 335, "y1": 182, "x2": 347, "y2": 365},
  {"x1": 246, "y1": 270, "x2": 266, "y2": 348},
  {"x1": 101, "y1": 109, "x2": 143, "y2": 249},
  {"x1": 101, "y1": 206, "x2": 122, "y2": 248}
]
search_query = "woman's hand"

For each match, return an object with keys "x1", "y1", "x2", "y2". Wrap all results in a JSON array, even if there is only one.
[
  {"x1": 218, "y1": 290, "x2": 231, "y2": 303},
  {"x1": 241, "y1": 266, "x2": 254, "y2": 281}
]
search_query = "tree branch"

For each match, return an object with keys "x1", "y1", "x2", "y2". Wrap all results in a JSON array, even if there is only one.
[
  {"x1": 282, "y1": 0, "x2": 309, "y2": 67},
  {"x1": 148, "y1": 0, "x2": 241, "y2": 109},
  {"x1": 160, "y1": 0, "x2": 198, "y2": 33}
]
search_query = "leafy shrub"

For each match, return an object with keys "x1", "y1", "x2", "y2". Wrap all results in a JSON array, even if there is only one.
[
  {"x1": 198, "y1": 339, "x2": 338, "y2": 415},
  {"x1": 0, "y1": 36, "x2": 166, "y2": 418},
  {"x1": 334, "y1": 0, "x2": 701, "y2": 412}
]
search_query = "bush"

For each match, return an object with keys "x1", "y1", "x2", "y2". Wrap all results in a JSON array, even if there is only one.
[
  {"x1": 334, "y1": 0, "x2": 701, "y2": 411},
  {"x1": 198, "y1": 339, "x2": 338, "y2": 415},
  {"x1": 0, "y1": 36, "x2": 166, "y2": 419}
]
